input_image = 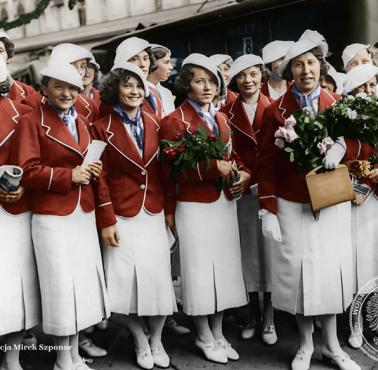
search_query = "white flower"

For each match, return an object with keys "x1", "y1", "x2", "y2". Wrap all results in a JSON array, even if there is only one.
[
  {"x1": 356, "y1": 92, "x2": 368, "y2": 99},
  {"x1": 347, "y1": 95, "x2": 355, "y2": 100},
  {"x1": 346, "y1": 108, "x2": 357, "y2": 120}
]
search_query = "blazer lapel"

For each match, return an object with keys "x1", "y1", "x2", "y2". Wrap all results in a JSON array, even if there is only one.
[
  {"x1": 142, "y1": 111, "x2": 160, "y2": 167},
  {"x1": 318, "y1": 88, "x2": 338, "y2": 113},
  {"x1": 253, "y1": 93, "x2": 271, "y2": 134},
  {"x1": 227, "y1": 96, "x2": 257, "y2": 144},
  {"x1": 0, "y1": 98, "x2": 19, "y2": 147},
  {"x1": 41, "y1": 104, "x2": 84, "y2": 158},
  {"x1": 76, "y1": 115, "x2": 91, "y2": 155},
  {"x1": 180, "y1": 100, "x2": 212, "y2": 135},
  {"x1": 106, "y1": 112, "x2": 144, "y2": 168},
  {"x1": 278, "y1": 87, "x2": 300, "y2": 121}
]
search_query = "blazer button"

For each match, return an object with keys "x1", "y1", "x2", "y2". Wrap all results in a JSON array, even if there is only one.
[
  {"x1": 141, "y1": 171, "x2": 146, "y2": 176},
  {"x1": 140, "y1": 184, "x2": 146, "y2": 190}
]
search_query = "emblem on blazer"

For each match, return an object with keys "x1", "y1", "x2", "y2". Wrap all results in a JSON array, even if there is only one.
[{"x1": 350, "y1": 277, "x2": 378, "y2": 360}]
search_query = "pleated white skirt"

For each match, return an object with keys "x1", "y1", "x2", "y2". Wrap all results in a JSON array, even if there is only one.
[
  {"x1": 32, "y1": 206, "x2": 109, "y2": 336},
  {"x1": 102, "y1": 210, "x2": 177, "y2": 316},
  {"x1": 0, "y1": 207, "x2": 41, "y2": 336},
  {"x1": 175, "y1": 192, "x2": 248, "y2": 315}
]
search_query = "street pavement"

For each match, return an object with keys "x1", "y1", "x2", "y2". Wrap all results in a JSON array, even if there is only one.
[{"x1": 6, "y1": 310, "x2": 378, "y2": 370}]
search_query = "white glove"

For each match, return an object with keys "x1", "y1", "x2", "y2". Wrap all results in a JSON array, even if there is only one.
[
  {"x1": 323, "y1": 137, "x2": 346, "y2": 170},
  {"x1": 261, "y1": 211, "x2": 282, "y2": 242}
]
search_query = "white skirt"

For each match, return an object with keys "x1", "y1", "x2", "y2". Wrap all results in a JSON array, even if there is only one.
[
  {"x1": 102, "y1": 210, "x2": 177, "y2": 316},
  {"x1": 273, "y1": 198, "x2": 354, "y2": 316},
  {"x1": 237, "y1": 193, "x2": 271, "y2": 292},
  {"x1": 0, "y1": 207, "x2": 41, "y2": 336},
  {"x1": 352, "y1": 193, "x2": 378, "y2": 291},
  {"x1": 32, "y1": 206, "x2": 109, "y2": 336},
  {"x1": 176, "y1": 192, "x2": 248, "y2": 315}
]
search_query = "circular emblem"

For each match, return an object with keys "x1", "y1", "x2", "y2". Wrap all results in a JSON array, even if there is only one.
[{"x1": 350, "y1": 277, "x2": 378, "y2": 360}]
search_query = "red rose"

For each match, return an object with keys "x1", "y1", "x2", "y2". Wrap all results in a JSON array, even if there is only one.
[
  {"x1": 164, "y1": 147, "x2": 178, "y2": 159},
  {"x1": 176, "y1": 144, "x2": 186, "y2": 153},
  {"x1": 209, "y1": 134, "x2": 217, "y2": 142}
]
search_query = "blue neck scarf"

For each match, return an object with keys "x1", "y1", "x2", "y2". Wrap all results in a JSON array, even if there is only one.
[
  {"x1": 48, "y1": 101, "x2": 78, "y2": 142},
  {"x1": 188, "y1": 98, "x2": 219, "y2": 135},
  {"x1": 291, "y1": 83, "x2": 321, "y2": 117},
  {"x1": 114, "y1": 105, "x2": 144, "y2": 152}
]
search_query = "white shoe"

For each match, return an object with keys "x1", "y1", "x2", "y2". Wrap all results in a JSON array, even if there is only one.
[
  {"x1": 72, "y1": 358, "x2": 94, "y2": 370},
  {"x1": 151, "y1": 344, "x2": 170, "y2": 368},
  {"x1": 135, "y1": 346, "x2": 154, "y2": 370},
  {"x1": 165, "y1": 317, "x2": 191, "y2": 335},
  {"x1": 322, "y1": 346, "x2": 361, "y2": 370},
  {"x1": 291, "y1": 348, "x2": 313, "y2": 370},
  {"x1": 262, "y1": 325, "x2": 277, "y2": 345},
  {"x1": 79, "y1": 338, "x2": 107, "y2": 357},
  {"x1": 95, "y1": 319, "x2": 109, "y2": 331},
  {"x1": 348, "y1": 331, "x2": 363, "y2": 349},
  {"x1": 195, "y1": 338, "x2": 228, "y2": 364},
  {"x1": 240, "y1": 323, "x2": 256, "y2": 340},
  {"x1": 216, "y1": 337, "x2": 239, "y2": 360}
]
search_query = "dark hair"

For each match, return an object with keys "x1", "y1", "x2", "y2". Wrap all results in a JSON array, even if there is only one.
[
  {"x1": 150, "y1": 46, "x2": 170, "y2": 73},
  {"x1": 100, "y1": 68, "x2": 144, "y2": 106},
  {"x1": 228, "y1": 64, "x2": 269, "y2": 93},
  {"x1": 0, "y1": 37, "x2": 14, "y2": 59},
  {"x1": 282, "y1": 46, "x2": 328, "y2": 81},
  {"x1": 41, "y1": 75, "x2": 81, "y2": 94},
  {"x1": 174, "y1": 64, "x2": 196, "y2": 96}
]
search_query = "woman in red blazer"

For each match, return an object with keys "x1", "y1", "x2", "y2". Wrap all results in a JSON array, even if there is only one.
[
  {"x1": 91, "y1": 62, "x2": 176, "y2": 370},
  {"x1": 258, "y1": 38, "x2": 359, "y2": 370},
  {"x1": 11, "y1": 62, "x2": 108, "y2": 370},
  {"x1": 0, "y1": 58, "x2": 40, "y2": 370},
  {"x1": 160, "y1": 54, "x2": 250, "y2": 364},
  {"x1": 221, "y1": 54, "x2": 276, "y2": 345}
]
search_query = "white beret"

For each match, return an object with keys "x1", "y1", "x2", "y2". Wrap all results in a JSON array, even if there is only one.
[
  {"x1": 88, "y1": 52, "x2": 100, "y2": 71},
  {"x1": 50, "y1": 43, "x2": 92, "y2": 64},
  {"x1": 262, "y1": 41, "x2": 294, "y2": 64},
  {"x1": 0, "y1": 56, "x2": 8, "y2": 83},
  {"x1": 342, "y1": 43, "x2": 370, "y2": 70},
  {"x1": 40, "y1": 62, "x2": 84, "y2": 91},
  {"x1": 229, "y1": 54, "x2": 263, "y2": 82},
  {"x1": 114, "y1": 37, "x2": 150, "y2": 65},
  {"x1": 150, "y1": 43, "x2": 171, "y2": 55},
  {"x1": 111, "y1": 61, "x2": 150, "y2": 97},
  {"x1": 326, "y1": 64, "x2": 346, "y2": 94},
  {"x1": 277, "y1": 38, "x2": 327, "y2": 78},
  {"x1": 0, "y1": 31, "x2": 9, "y2": 40},
  {"x1": 299, "y1": 29, "x2": 329, "y2": 57},
  {"x1": 209, "y1": 54, "x2": 233, "y2": 67},
  {"x1": 182, "y1": 53, "x2": 221, "y2": 88},
  {"x1": 343, "y1": 63, "x2": 378, "y2": 94}
]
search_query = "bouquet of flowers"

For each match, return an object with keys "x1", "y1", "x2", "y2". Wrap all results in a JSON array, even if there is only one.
[
  {"x1": 321, "y1": 93, "x2": 378, "y2": 147},
  {"x1": 160, "y1": 126, "x2": 234, "y2": 188},
  {"x1": 274, "y1": 108, "x2": 333, "y2": 171}
]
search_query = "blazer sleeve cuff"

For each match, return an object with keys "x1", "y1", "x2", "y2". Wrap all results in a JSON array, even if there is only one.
[
  {"x1": 259, "y1": 195, "x2": 277, "y2": 214},
  {"x1": 95, "y1": 202, "x2": 117, "y2": 229}
]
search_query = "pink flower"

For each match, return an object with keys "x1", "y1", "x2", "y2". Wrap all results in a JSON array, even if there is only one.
[
  {"x1": 284, "y1": 115, "x2": 297, "y2": 128},
  {"x1": 317, "y1": 137, "x2": 335, "y2": 155},
  {"x1": 274, "y1": 126, "x2": 299, "y2": 143},
  {"x1": 274, "y1": 138, "x2": 285, "y2": 149}
]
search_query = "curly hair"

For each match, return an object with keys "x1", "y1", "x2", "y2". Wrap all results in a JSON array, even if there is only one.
[
  {"x1": 0, "y1": 37, "x2": 14, "y2": 59},
  {"x1": 100, "y1": 68, "x2": 144, "y2": 106},
  {"x1": 282, "y1": 46, "x2": 329, "y2": 81},
  {"x1": 228, "y1": 64, "x2": 268, "y2": 93},
  {"x1": 150, "y1": 46, "x2": 170, "y2": 73},
  {"x1": 174, "y1": 64, "x2": 196, "y2": 96}
]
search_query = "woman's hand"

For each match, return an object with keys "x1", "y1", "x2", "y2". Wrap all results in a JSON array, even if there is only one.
[
  {"x1": 229, "y1": 171, "x2": 251, "y2": 197},
  {"x1": 72, "y1": 165, "x2": 92, "y2": 185},
  {"x1": 165, "y1": 214, "x2": 175, "y2": 228},
  {"x1": 101, "y1": 224, "x2": 120, "y2": 247},
  {"x1": 0, "y1": 186, "x2": 24, "y2": 203},
  {"x1": 369, "y1": 168, "x2": 378, "y2": 184},
  {"x1": 88, "y1": 160, "x2": 102, "y2": 178},
  {"x1": 216, "y1": 160, "x2": 234, "y2": 183}
]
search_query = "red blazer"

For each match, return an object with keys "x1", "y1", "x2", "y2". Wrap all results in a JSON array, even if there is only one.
[
  {"x1": 261, "y1": 80, "x2": 291, "y2": 100},
  {"x1": 22, "y1": 91, "x2": 98, "y2": 123},
  {"x1": 221, "y1": 93, "x2": 272, "y2": 187},
  {"x1": 160, "y1": 99, "x2": 250, "y2": 215},
  {"x1": 0, "y1": 98, "x2": 32, "y2": 214},
  {"x1": 10, "y1": 103, "x2": 95, "y2": 215},
  {"x1": 343, "y1": 138, "x2": 377, "y2": 195},
  {"x1": 225, "y1": 88, "x2": 238, "y2": 105},
  {"x1": 91, "y1": 111, "x2": 164, "y2": 228},
  {"x1": 9, "y1": 80, "x2": 35, "y2": 102},
  {"x1": 258, "y1": 86, "x2": 340, "y2": 214},
  {"x1": 142, "y1": 85, "x2": 163, "y2": 117}
]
